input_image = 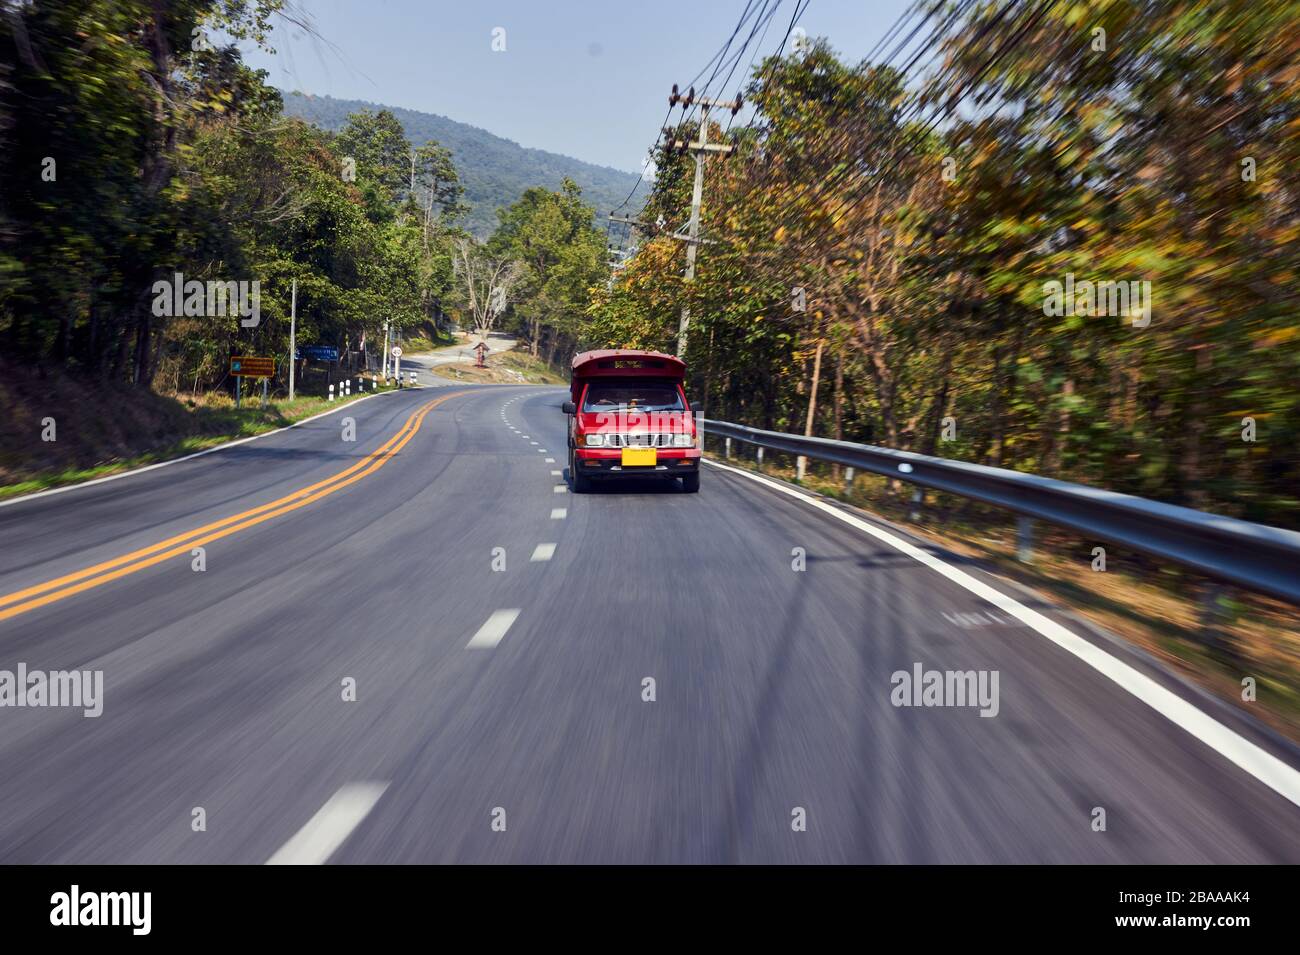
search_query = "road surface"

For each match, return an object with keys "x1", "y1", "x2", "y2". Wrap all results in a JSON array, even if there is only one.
[{"x1": 0, "y1": 385, "x2": 1297, "y2": 863}]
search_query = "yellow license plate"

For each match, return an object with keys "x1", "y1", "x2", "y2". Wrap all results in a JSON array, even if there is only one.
[{"x1": 621, "y1": 447, "x2": 657, "y2": 466}]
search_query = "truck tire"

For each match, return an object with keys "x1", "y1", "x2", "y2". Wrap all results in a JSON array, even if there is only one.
[{"x1": 570, "y1": 453, "x2": 592, "y2": 493}]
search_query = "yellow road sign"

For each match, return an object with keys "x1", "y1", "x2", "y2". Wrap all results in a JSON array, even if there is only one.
[{"x1": 230, "y1": 356, "x2": 275, "y2": 378}]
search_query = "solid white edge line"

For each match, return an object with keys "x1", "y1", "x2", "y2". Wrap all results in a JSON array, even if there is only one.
[
  {"x1": 0, "y1": 387, "x2": 414, "y2": 510},
  {"x1": 467, "y1": 608, "x2": 522, "y2": 649},
  {"x1": 265, "y1": 781, "x2": 388, "y2": 865},
  {"x1": 703, "y1": 457, "x2": 1300, "y2": 808}
]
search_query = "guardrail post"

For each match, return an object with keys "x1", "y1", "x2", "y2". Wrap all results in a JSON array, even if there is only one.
[
  {"x1": 1197, "y1": 582, "x2": 1237, "y2": 659},
  {"x1": 1016, "y1": 516, "x2": 1035, "y2": 563},
  {"x1": 908, "y1": 487, "x2": 924, "y2": 522}
]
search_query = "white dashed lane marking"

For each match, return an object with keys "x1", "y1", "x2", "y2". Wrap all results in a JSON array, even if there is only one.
[
  {"x1": 467, "y1": 609, "x2": 522, "y2": 649},
  {"x1": 265, "y1": 782, "x2": 389, "y2": 865},
  {"x1": 530, "y1": 543, "x2": 556, "y2": 562}
]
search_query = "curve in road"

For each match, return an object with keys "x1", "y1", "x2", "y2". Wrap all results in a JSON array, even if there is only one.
[{"x1": 0, "y1": 385, "x2": 1296, "y2": 863}]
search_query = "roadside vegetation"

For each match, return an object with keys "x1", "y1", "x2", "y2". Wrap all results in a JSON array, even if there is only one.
[
  {"x1": 1, "y1": 1, "x2": 471, "y2": 396},
  {"x1": 0, "y1": 1, "x2": 602, "y2": 488},
  {"x1": 587, "y1": 6, "x2": 1300, "y2": 535}
]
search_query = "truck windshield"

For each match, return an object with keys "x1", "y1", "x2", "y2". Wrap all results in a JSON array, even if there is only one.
[{"x1": 582, "y1": 382, "x2": 684, "y2": 413}]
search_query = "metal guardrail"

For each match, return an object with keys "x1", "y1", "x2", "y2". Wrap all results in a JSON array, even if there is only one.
[{"x1": 701, "y1": 418, "x2": 1300, "y2": 606}]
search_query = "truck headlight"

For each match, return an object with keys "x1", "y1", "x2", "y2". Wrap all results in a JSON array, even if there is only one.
[
  {"x1": 584, "y1": 433, "x2": 606, "y2": 447},
  {"x1": 672, "y1": 433, "x2": 694, "y2": 447}
]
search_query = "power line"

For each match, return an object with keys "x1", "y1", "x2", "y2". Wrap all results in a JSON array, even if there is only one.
[
  {"x1": 679, "y1": 0, "x2": 776, "y2": 129},
  {"x1": 743, "y1": 0, "x2": 1041, "y2": 251},
  {"x1": 820, "y1": 0, "x2": 1062, "y2": 230},
  {"x1": 732, "y1": 0, "x2": 976, "y2": 204},
  {"x1": 610, "y1": 0, "x2": 769, "y2": 214},
  {"x1": 726, "y1": 0, "x2": 812, "y2": 135}
]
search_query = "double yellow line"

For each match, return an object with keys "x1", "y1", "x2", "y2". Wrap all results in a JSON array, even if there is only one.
[{"x1": 0, "y1": 392, "x2": 464, "y2": 623}]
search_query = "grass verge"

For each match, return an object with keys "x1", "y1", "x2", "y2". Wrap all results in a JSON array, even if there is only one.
[{"x1": 0, "y1": 364, "x2": 399, "y2": 500}]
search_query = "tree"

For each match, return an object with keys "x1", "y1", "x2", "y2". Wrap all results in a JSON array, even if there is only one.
[
  {"x1": 408, "y1": 140, "x2": 466, "y2": 245},
  {"x1": 587, "y1": 11, "x2": 1300, "y2": 529},
  {"x1": 0, "y1": 0, "x2": 465, "y2": 395},
  {"x1": 452, "y1": 238, "x2": 525, "y2": 339},
  {"x1": 488, "y1": 178, "x2": 607, "y2": 362},
  {"x1": 336, "y1": 108, "x2": 410, "y2": 214}
]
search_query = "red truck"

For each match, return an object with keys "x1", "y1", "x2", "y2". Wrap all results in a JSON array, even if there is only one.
[{"x1": 562, "y1": 349, "x2": 701, "y2": 493}]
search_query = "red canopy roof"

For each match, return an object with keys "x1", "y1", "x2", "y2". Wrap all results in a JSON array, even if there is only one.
[
  {"x1": 569, "y1": 349, "x2": 686, "y2": 400},
  {"x1": 571, "y1": 349, "x2": 684, "y2": 376}
]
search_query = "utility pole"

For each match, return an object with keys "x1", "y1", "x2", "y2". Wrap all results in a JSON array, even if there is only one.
[
  {"x1": 288, "y1": 277, "x2": 297, "y2": 401},
  {"x1": 381, "y1": 321, "x2": 391, "y2": 379},
  {"x1": 664, "y1": 85, "x2": 739, "y2": 358}
]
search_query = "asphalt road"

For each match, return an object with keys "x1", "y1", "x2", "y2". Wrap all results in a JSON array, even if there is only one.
[{"x1": 0, "y1": 384, "x2": 1297, "y2": 863}]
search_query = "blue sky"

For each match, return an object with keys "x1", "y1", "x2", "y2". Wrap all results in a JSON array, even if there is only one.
[{"x1": 242, "y1": 0, "x2": 914, "y2": 173}]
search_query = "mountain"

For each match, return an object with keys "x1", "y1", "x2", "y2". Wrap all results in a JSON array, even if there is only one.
[{"x1": 280, "y1": 92, "x2": 644, "y2": 238}]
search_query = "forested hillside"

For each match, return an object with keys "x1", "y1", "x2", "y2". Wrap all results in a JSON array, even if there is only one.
[{"x1": 282, "y1": 92, "x2": 643, "y2": 238}]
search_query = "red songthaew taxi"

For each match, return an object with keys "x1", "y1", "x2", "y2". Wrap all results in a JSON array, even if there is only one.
[{"x1": 563, "y1": 349, "x2": 701, "y2": 493}]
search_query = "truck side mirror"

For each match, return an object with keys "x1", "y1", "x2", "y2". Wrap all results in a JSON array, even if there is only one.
[{"x1": 561, "y1": 401, "x2": 576, "y2": 415}]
